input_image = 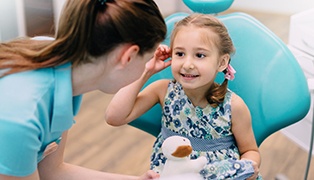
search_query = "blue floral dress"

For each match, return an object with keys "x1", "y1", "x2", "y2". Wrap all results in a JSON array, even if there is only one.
[{"x1": 150, "y1": 80, "x2": 262, "y2": 179}]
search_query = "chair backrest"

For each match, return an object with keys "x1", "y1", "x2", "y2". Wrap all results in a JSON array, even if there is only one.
[
  {"x1": 129, "y1": 12, "x2": 311, "y2": 146},
  {"x1": 182, "y1": 0, "x2": 234, "y2": 14}
]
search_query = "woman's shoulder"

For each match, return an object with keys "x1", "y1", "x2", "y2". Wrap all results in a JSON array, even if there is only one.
[
  {"x1": 0, "y1": 70, "x2": 55, "y2": 134},
  {"x1": 0, "y1": 68, "x2": 56, "y2": 115},
  {"x1": 0, "y1": 67, "x2": 55, "y2": 94}
]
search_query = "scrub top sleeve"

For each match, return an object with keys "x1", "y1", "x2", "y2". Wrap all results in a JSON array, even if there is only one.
[{"x1": 0, "y1": 118, "x2": 41, "y2": 177}]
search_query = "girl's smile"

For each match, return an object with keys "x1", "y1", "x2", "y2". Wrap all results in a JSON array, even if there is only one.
[{"x1": 180, "y1": 73, "x2": 200, "y2": 81}]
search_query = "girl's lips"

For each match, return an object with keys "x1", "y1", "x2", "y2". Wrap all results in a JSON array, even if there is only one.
[{"x1": 180, "y1": 73, "x2": 199, "y2": 81}]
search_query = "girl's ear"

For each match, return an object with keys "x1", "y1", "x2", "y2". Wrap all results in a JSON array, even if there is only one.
[
  {"x1": 218, "y1": 54, "x2": 230, "y2": 72},
  {"x1": 119, "y1": 44, "x2": 140, "y2": 67}
]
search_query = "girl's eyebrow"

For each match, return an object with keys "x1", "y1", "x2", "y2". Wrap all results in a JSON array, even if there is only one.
[
  {"x1": 173, "y1": 46, "x2": 211, "y2": 52},
  {"x1": 195, "y1": 47, "x2": 208, "y2": 51},
  {"x1": 193, "y1": 47, "x2": 211, "y2": 53},
  {"x1": 173, "y1": 46, "x2": 184, "y2": 50}
]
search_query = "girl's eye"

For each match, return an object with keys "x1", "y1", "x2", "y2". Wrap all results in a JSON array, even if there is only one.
[
  {"x1": 196, "y1": 53, "x2": 205, "y2": 58},
  {"x1": 175, "y1": 52, "x2": 184, "y2": 57}
]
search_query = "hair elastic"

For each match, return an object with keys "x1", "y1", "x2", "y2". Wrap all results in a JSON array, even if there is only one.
[
  {"x1": 224, "y1": 64, "x2": 236, "y2": 81},
  {"x1": 98, "y1": 0, "x2": 107, "y2": 5}
]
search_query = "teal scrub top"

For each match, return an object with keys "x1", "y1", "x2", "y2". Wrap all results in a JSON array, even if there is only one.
[{"x1": 0, "y1": 62, "x2": 82, "y2": 177}]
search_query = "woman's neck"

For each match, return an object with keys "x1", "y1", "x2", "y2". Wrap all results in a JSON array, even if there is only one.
[{"x1": 71, "y1": 63, "x2": 100, "y2": 96}]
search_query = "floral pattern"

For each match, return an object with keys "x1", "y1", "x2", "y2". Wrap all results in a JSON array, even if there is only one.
[
  {"x1": 150, "y1": 80, "x2": 262, "y2": 179},
  {"x1": 200, "y1": 159, "x2": 254, "y2": 180}
]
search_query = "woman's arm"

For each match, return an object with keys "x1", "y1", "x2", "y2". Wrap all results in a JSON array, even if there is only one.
[
  {"x1": 0, "y1": 172, "x2": 39, "y2": 180},
  {"x1": 105, "y1": 45, "x2": 171, "y2": 126},
  {"x1": 231, "y1": 93, "x2": 261, "y2": 179},
  {"x1": 0, "y1": 132, "x2": 158, "y2": 180},
  {"x1": 37, "y1": 132, "x2": 159, "y2": 180}
]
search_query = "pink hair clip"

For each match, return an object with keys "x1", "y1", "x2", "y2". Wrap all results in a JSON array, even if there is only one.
[{"x1": 224, "y1": 64, "x2": 236, "y2": 80}]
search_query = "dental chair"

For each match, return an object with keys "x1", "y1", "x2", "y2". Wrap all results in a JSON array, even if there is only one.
[{"x1": 129, "y1": 0, "x2": 311, "y2": 177}]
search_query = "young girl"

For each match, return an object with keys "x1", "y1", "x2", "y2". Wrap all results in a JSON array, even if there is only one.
[
  {"x1": 105, "y1": 14, "x2": 261, "y2": 179},
  {"x1": 0, "y1": 0, "x2": 166, "y2": 179}
]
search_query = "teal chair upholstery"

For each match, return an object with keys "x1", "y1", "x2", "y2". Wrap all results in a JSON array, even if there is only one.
[
  {"x1": 182, "y1": 0, "x2": 234, "y2": 14},
  {"x1": 129, "y1": 11, "x2": 310, "y2": 146}
]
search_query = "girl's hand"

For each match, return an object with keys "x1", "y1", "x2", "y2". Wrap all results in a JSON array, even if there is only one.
[
  {"x1": 138, "y1": 170, "x2": 160, "y2": 180},
  {"x1": 243, "y1": 159, "x2": 259, "y2": 180},
  {"x1": 145, "y1": 44, "x2": 171, "y2": 76}
]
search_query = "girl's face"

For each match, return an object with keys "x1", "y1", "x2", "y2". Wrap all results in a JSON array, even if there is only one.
[{"x1": 171, "y1": 26, "x2": 227, "y2": 92}]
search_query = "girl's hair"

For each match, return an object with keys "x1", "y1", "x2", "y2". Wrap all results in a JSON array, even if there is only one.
[
  {"x1": 0, "y1": 0, "x2": 166, "y2": 77},
  {"x1": 171, "y1": 13, "x2": 235, "y2": 107}
]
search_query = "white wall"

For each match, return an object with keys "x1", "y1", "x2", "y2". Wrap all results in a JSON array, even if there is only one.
[
  {"x1": 0, "y1": 0, "x2": 25, "y2": 41},
  {"x1": 155, "y1": 0, "x2": 191, "y2": 16},
  {"x1": 224, "y1": 0, "x2": 314, "y2": 15},
  {"x1": 156, "y1": 0, "x2": 314, "y2": 15},
  {"x1": 52, "y1": 0, "x2": 66, "y2": 28}
]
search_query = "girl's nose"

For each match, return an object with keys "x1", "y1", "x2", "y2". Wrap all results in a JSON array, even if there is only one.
[{"x1": 183, "y1": 58, "x2": 194, "y2": 70}]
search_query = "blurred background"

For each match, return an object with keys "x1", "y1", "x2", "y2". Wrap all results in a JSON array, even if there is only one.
[
  {"x1": 1, "y1": 0, "x2": 313, "y2": 42},
  {"x1": 1, "y1": 0, "x2": 314, "y2": 179}
]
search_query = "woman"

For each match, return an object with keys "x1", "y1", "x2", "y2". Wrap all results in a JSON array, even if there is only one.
[{"x1": 0, "y1": 0, "x2": 166, "y2": 179}]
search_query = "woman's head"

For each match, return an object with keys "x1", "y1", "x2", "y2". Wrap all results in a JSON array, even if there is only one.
[
  {"x1": 57, "y1": 0, "x2": 166, "y2": 65},
  {"x1": 170, "y1": 14, "x2": 235, "y2": 107},
  {"x1": 0, "y1": 0, "x2": 166, "y2": 76}
]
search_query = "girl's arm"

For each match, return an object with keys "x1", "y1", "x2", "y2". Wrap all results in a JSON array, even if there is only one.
[
  {"x1": 231, "y1": 93, "x2": 261, "y2": 179},
  {"x1": 105, "y1": 45, "x2": 171, "y2": 126}
]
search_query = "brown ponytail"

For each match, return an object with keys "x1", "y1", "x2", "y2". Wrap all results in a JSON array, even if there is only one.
[
  {"x1": 0, "y1": 0, "x2": 166, "y2": 77},
  {"x1": 206, "y1": 80, "x2": 229, "y2": 108}
]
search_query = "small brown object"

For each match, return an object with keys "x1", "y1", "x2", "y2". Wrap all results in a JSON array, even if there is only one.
[{"x1": 171, "y1": 145, "x2": 193, "y2": 158}]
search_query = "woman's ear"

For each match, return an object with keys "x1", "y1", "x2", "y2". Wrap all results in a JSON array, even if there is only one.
[
  {"x1": 119, "y1": 44, "x2": 140, "y2": 67},
  {"x1": 218, "y1": 54, "x2": 230, "y2": 72}
]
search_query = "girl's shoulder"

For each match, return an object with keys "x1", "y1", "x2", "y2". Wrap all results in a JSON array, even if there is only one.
[
  {"x1": 230, "y1": 91, "x2": 242, "y2": 102},
  {"x1": 146, "y1": 79, "x2": 172, "y2": 104},
  {"x1": 230, "y1": 91, "x2": 249, "y2": 114},
  {"x1": 149, "y1": 79, "x2": 172, "y2": 89}
]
